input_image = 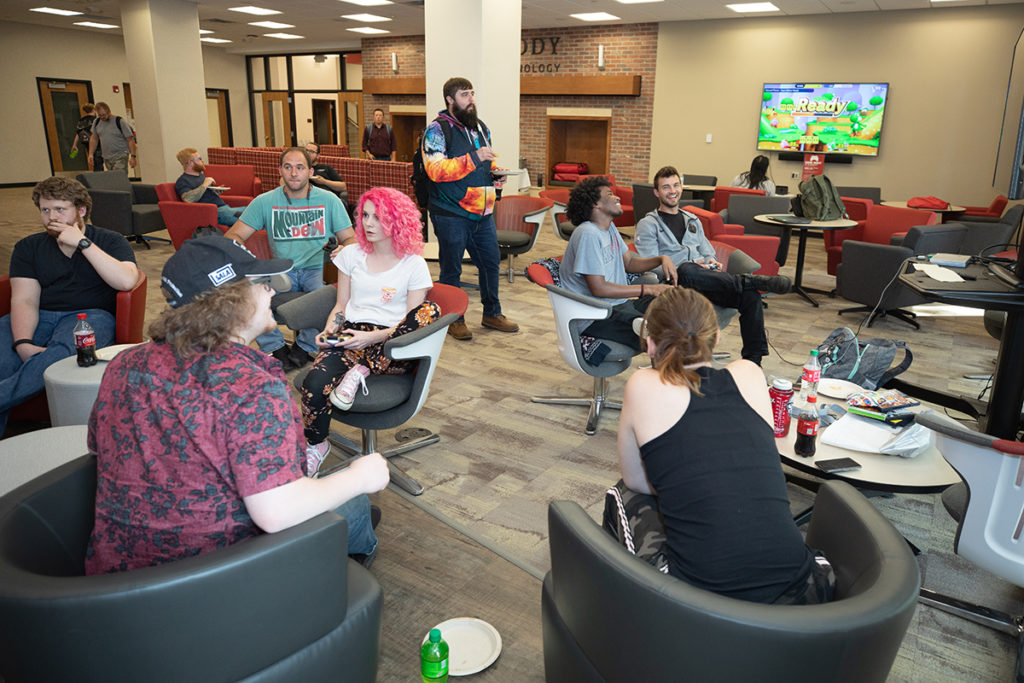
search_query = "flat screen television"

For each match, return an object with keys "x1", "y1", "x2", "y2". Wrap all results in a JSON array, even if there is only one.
[{"x1": 758, "y1": 82, "x2": 889, "y2": 157}]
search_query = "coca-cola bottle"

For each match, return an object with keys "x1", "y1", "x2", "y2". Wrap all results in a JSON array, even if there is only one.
[
  {"x1": 73, "y1": 313, "x2": 97, "y2": 367},
  {"x1": 793, "y1": 394, "x2": 819, "y2": 458},
  {"x1": 797, "y1": 349, "x2": 820, "y2": 409}
]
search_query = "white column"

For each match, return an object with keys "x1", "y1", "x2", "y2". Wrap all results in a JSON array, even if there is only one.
[
  {"x1": 120, "y1": 0, "x2": 209, "y2": 183},
  {"x1": 424, "y1": 0, "x2": 521, "y2": 179}
]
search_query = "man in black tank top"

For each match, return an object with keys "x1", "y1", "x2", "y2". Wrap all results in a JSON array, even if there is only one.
[{"x1": 634, "y1": 167, "x2": 792, "y2": 364}]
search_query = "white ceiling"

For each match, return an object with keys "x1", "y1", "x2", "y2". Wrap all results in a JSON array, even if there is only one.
[{"x1": 0, "y1": 0, "x2": 1018, "y2": 54}]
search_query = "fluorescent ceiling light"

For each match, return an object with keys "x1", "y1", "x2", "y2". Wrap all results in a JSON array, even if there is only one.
[
  {"x1": 726, "y1": 2, "x2": 780, "y2": 12},
  {"x1": 30, "y1": 7, "x2": 83, "y2": 15},
  {"x1": 341, "y1": 13, "x2": 391, "y2": 21},
  {"x1": 931, "y1": 0, "x2": 968, "y2": 2},
  {"x1": 615, "y1": 0, "x2": 664, "y2": 4},
  {"x1": 201, "y1": 37, "x2": 232, "y2": 43},
  {"x1": 347, "y1": 26, "x2": 389, "y2": 34},
  {"x1": 571, "y1": 12, "x2": 620, "y2": 21},
  {"x1": 74, "y1": 21, "x2": 119, "y2": 28},
  {"x1": 338, "y1": 0, "x2": 393, "y2": 5},
  {"x1": 265, "y1": 32, "x2": 304, "y2": 39},
  {"x1": 228, "y1": 6, "x2": 281, "y2": 15},
  {"x1": 199, "y1": 28, "x2": 214, "y2": 34},
  {"x1": 248, "y1": 20, "x2": 294, "y2": 28}
]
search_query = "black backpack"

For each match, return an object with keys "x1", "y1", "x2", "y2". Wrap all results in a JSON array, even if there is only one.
[{"x1": 410, "y1": 119, "x2": 452, "y2": 210}]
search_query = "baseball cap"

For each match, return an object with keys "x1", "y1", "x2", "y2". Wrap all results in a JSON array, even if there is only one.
[{"x1": 161, "y1": 236, "x2": 293, "y2": 308}]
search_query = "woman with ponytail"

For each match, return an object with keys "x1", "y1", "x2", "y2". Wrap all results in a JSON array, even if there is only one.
[
  {"x1": 613, "y1": 288, "x2": 833, "y2": 604},
  {"x1": 730, "y1": 154, "x2": 776, "y2": 196}
]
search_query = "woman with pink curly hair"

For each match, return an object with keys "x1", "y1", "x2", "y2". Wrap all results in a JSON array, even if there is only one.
[{"x1": 299, "y1": 187, "x2": 439, "y2": 476}]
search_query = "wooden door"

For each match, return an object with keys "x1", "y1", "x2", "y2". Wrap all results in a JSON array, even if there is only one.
[
  {"x1": 261, "y1": 92, "x2": 293, "y2": 147},
  {"x1": 37, "y1": 79, "x2": 92, "y2": 173},
  {"x1": 337, "y1": 92, "x2": 363, "y2": 152},
  {"x1": 312, "y1": 99, "x2": 336, "y2": 145},
  {"x1": 206, "y1": 89, "x2": 231, "y2": 147}
]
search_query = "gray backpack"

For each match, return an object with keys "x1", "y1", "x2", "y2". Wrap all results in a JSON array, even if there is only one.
[
  {"x1": 818, "y1": 327, "x2": 913, "y2": 391},
  {"x1": 799, "y1": 175, "x2": 847, "y2": 221}
]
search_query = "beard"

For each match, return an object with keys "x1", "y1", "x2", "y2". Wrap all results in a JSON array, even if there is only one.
[
  {"x1": 452, "y1": 101, "x2": 478, "y2": 130},
  {"x1": 193, "y1": 160, "x2": 206, "y2": 173}
]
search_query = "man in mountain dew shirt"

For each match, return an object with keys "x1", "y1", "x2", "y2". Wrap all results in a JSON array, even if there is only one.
[{"x1": 226, "y1": 147, "x2": 354, "y2": 371}]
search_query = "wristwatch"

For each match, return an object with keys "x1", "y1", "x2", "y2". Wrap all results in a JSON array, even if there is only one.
[
  {"x1": 130, "y1": 154, "x2": 137, "y2": 158},
  {"x1": 77, "y1": 238, "x2": 93, "y2": 251}
]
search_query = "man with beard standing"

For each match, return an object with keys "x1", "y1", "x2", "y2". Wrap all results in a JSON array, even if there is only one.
[
  {"x1": 174, "y1": 148, "x2": 244, "y2": 227},
  {"x1": 422, "y1": 76, "x2": 518, "y2": 341}
]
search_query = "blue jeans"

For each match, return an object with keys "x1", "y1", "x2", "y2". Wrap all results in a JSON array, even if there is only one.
[
  {"x1": 256, "y1": 267, "x2": 325, "y2": 354},
  {"x1": 430, "y1": 210, "x2": 502, "y2": 318},
  {"x1": 333, "y1": 493, "x2": 377, "y2": 556},
  {"x1": 217, "y1": 204, "x2": 243, "y2": 227},
  {"x1": 0, "y1": 308, "x2": 115, "y2": 432}
]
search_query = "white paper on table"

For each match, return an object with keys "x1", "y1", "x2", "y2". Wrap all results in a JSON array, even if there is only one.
[
  {"x1": 912, "y1": 263, "x2": 964, "y2": 283},
  {"x1": 820, "y1": 413, "x2": 904, "y2": 453}
]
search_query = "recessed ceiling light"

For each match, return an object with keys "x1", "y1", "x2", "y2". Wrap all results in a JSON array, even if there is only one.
[
  {"x1": 228, "y1": 6, "x2": 281, "y2": 16},
  {"x1": 201, "y1": 37, "x2": 232, "y2": 43},
  {"x1": 341, "y1": 13, "x2": 391, "y2": 21},
  {"x1": 248, "y1": 20, "x2": 294, "y2": 28},
  {"x1": 264, "y1": 32, "x2": 304, "y2": 39},
  {"x1": 347, "y1": 26, "x2": 390, "y2": 34},
  {"x1": 570, "y1": 12, "x2": 620, "y2": 21},
  {"x1": 74, "y1": 21, "x2": 119, "y2": 28},
  {"x1": 615, "y1": 0, "x2": 664, "y2": 4},
  {"x1": 726, "y1": 2, "x2": 780, "y2": 12},
  {"x1": 199, "y1": 29, "x2": 214, "y2": 34},
  {"x1": 338, "y1": 0, "x2": 393, "y2": 5},
  {"x1": 30, "y1": 7, "x2": 83, "y2": 16}
]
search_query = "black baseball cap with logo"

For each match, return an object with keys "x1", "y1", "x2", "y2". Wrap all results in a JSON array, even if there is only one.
[{"x1": 161, "y1": 236, "x2": 293, "y2": 308}]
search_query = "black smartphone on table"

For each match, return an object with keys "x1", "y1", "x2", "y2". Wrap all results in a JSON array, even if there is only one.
[{"x1": 816, "y1": 457, "x2": 862, "y2": 474}]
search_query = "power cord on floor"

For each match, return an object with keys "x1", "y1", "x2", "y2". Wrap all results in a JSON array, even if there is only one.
[{"x1": 854, "y1": 265, "x2": 904, "y2": 337}]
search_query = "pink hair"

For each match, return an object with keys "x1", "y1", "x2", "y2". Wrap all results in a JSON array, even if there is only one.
[{"x1": 354, "y1": 187, "x2": 424, "y2": 257}]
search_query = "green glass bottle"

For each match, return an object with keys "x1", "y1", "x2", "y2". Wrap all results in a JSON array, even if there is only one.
[{"x1": 421, "y1": 628, "x2": 449, "y2": 682}]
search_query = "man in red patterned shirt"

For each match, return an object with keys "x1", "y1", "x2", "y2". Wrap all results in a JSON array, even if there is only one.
[{"x1": 85, "y1": 236, "x2": 389, "y2": 574}]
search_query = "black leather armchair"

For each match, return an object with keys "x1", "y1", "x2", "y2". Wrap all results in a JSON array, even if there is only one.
[
  {"x1": 0, "y1": 455, "x2": 382, "y2": 683},
  {"x1": 76, "y1": 171, "x2": 167, "y2": 247},
  {"x1": 542, "y1": 481, "x2": 920, "y2": 683}
]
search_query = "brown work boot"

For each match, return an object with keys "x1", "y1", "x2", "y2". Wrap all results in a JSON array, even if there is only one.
[
  {"x1": 448, "y1": 320, "x2": 473, "y2": 340},
  {"x1": 481, "y1": 315, "x2": 519, "y2": 333}
]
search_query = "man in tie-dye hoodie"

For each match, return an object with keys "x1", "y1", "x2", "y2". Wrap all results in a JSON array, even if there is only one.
[{"x1": 422, "y1": 76, "x2": 519, "y2": 341}]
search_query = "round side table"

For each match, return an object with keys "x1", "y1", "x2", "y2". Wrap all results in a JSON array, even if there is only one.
[{"x1": 43, "y1": 355, "x2": 109, "y2": 427}]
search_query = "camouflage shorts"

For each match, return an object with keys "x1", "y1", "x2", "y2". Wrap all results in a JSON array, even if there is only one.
[{"x1": 602, "y1": 480, "x2": 669, "y2": 573}]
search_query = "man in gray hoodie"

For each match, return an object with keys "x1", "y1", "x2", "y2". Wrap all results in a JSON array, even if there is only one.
[{"x1": 634, "y1": 166, "x2": 790, "y2": 364}]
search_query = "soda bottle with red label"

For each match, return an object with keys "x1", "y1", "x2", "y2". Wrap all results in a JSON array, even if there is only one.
[{"x1": 73, "y1": 313, "x2": 97, "y2": 367}]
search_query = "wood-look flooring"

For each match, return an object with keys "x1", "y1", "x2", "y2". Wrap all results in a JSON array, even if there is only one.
[{"x1": 0, "y1": 185, "x2": 1018, "y2": 681}]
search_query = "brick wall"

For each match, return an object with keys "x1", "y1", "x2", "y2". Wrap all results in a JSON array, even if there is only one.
[{"x1": 361, "y1": 23, "x2": 657, "y2": 186}]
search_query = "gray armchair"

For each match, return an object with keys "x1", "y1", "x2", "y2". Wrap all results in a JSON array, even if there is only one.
[
  {"x1": 836, "y1": 186, "x2": 882, "y2": 203},
  {"x1": 836, "y1": 223, "x2": 968, "y2": 329},
  {"x1": 542, "y1": 481, "x2": 919, "y2": 683},
  {"x1": 720, "y1": 193, "x2": 794, "y2": 266},
  {"x1": 76, "y1": 171, "x2": 166, "y2": 248},
  {"x1": 958, "y1": 202, "x2": 1023, "y2": 230},
  {"x1": 0, "y1": 455, "x2": 382, "y2": 683}
]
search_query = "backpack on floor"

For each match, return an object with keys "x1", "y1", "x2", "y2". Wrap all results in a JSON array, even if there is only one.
[
  {"x1": 818, "y1": 327, "x2": 913, "y2": 391},
  {"x1": 799, "y1": 175, "x2": 846, "y2": 221},
  {"x1": 410, "y1": 119, "x2": 452, "y2": 210}
]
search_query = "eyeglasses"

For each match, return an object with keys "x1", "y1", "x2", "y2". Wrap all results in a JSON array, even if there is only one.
[{"x1": 250, "y1": 276, "x2": 273, "y2": 293}]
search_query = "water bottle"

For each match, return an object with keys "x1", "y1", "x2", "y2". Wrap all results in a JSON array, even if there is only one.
[
  {"x1": 793, "y1": 394, "x2": 819, "y2": 458},
  {"x1": 769, "y1": 378, "x2": 794, "y2": 438},
  {"x1": 797, "y1": 349, "x2": 820, "y2": 408},
  {"x1": 421, "y1": 628, "x2": 449, "y2": 682},
  {"x1": 73, "y1": 313, "x2": 97, "y2": 367}
]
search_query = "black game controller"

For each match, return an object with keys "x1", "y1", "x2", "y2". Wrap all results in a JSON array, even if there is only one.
[{"x1": 319, "y1": 332, "x2": 353, "y2": 347}]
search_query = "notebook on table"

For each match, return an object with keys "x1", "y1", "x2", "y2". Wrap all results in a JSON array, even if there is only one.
[{"x1": 767, "y1": 214, "x2": 811, "y2": 225}]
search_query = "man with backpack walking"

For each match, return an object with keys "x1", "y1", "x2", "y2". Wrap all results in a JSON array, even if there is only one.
[
  {"x1": 87, "y1": 102, "x2": 136, "y2": 174},
  {"x1": 420, "y1": 76, "x2": 518, "y2": 341},
  {"x1": 70, "y1": 103, "x2": 102, "y2": 170},
  {"x1": 362, "y1": 108, "x2": 396, "y2": 161}
]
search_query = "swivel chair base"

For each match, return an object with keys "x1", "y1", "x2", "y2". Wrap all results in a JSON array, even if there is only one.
[
  {"x1": 532, "y1": 376, "x2": 621, "y2": 436},
  {"x1": 838, "y1": 305, "x2": 920, "y2": 330},
  {"x1": 322, "y1": 427, "x2": 437, "y2": 496},
  {"x1": 498, "y1": 253, "x2": 525, "y2": 283},
  {"x1": 128, "y1": 234, "x2": 172, "y2": 249}
]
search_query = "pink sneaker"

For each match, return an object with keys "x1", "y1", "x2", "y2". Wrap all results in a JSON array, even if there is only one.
[
  {"x1": 331, "y1": 365, "x2": 370, "y2": 410},
  {"x1": 305, "y1": 440, "x2": 330, "y2": 478}
]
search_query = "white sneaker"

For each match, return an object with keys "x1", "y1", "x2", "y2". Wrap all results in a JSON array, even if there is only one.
[
  {"x1": 331, "y1": 365, "x2": 370, "y2": 410},
  {"x1": 305, "y1": 440, "x2": 330, "y2": 478}
]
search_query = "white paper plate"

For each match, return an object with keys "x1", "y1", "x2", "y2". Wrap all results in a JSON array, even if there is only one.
[
  {"x1": 210, "y1": 185, "x2": 231, "y2": 191},
  {"x1": 818, "y1": 378, "x2": 861, "y2": 400},
  {"x1": 95, "y1": 343, "x2": 141, "y2": 362},
  {"x1": 423, "y1": 617, "x2": 502, "y2": 676}
]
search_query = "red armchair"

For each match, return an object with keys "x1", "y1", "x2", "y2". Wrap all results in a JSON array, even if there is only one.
[
  {"x1": 823, "y1": 197, "x2": 873, "y2": 275},
  {"x1": 960, "y1": 195, "x2": 1008, "y2": 219},
  {"x1": 686, "y1": 206, "x2": 780, "y2": 276},
  {"x1": 710, "y1": 186, "x2": 765, "y2": 213},
  {"x1": 155, "y1": 183, "x2": 230, "y2": 250},
  {"x1": 827, "y1": 203, "x2": 939, "y2": 275},
  {"x1": 0, "y1": 271, "x2": 148, "y2": 424},
  {"x1": 202, "y1": 164, "x2": 262, "y2": 207}
]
